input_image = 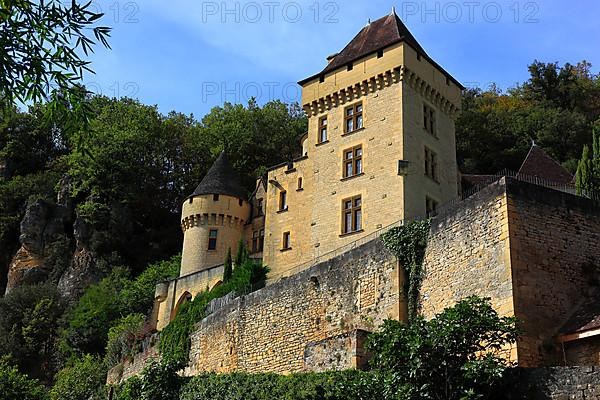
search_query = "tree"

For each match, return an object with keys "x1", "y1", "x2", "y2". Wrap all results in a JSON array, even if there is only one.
[
  {"x1": 234, "y1": 239, "x2": 248, "y2": 268},
  {"x1": 0, "y1": 358, "x2": 48, "y2": 400},
  {"x1": 0, "y1": 0, "x2": 110, "y2": 110},
  {"x1": 223, "y1": 248, "x2": 233, "y2": 282},
  {"x1": 0, "y1": 284, "x2": 65, "y2": 383},
  {"x1": 49, "y1": 355, "x2": 106, "y2": 400},
  {"x1": 576, "y1": 128, "x2": 600, "y2": 197},
  {"x1": 367, "y1": 296, "x2": 518, "y2": 400}
]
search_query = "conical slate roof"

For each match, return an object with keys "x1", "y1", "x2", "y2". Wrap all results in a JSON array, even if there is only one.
[
  {"x1": 298, "y1": 10, "x2": 463, "y2": 88},
  {"x1": 190, "y1": 152, "x2": 246, "y2": 199}
]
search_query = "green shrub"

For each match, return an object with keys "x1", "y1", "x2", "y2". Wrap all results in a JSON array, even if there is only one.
[
  {"x1": 61, "y1": 267, "x2": 130, "y2": 356},
  {"x1": 119, "y1": 255, "x2": 180, "y2": 316},
  {"x1": 112, "y1": 360, "x2": 181, "y2": 400},
  {"x1": 0, "y1": 358, "x2": 48, "y2": 400},
  {"x1": 49, "y1": 355, "x2": 107, "y2": 400},
  {"x1": 178, "y1": 370, "x2": 383, "y2": 400},
  {"x1": 367, "y1": 296, "x2": 518, "y2": 400}
]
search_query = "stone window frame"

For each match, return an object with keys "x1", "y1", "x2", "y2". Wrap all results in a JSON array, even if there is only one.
[
  {"x1": 342, "y1": 145, "x2": 364, "y2": 179},
  {"x1": 423, "y1": 102, "x2": 437, "y2": 137},
  {"x1": 341, "y1": 195, "x2": 363, "y2": 235},
  {"x1": 282, "y1": 231, "x2": 291, "y2": 250},
  {"x1": 344, "y1": 102, "x2": 364, "y2": 134},
  {"x1": 318, "y1": 115, "x2": 328, "y2": 144},
  {"x1": 424, "y1": 146, "x2": 439, "y2": 183},
  {"x1": 207, "y1": 229, "x2": 218, "y2": 251},
  {"x1": 278, "y1": 190, "x2": 288, "y2": 212}
]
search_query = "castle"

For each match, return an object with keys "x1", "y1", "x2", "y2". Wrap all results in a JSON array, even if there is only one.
[
  {"x1": 153, "y1": 9, "x2": 462, "y2": 331},
  {"x1": 139, "y1": 10, "x2": 600, "y2": 381}
]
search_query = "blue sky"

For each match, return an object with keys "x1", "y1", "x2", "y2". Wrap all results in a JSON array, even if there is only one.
[{"x1": 83, "y1": 0, "x2": 600, "y2": 118}]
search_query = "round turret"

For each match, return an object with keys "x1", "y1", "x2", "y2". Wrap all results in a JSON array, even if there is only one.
[{"x1": 180, "y1": 152, "x2": 250, "y2": 276}]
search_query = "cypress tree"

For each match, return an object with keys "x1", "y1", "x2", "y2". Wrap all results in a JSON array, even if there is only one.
[
  {"x1": 223, "y1": 247, "x2": 233, "y2": 282},
  {"x1": 234, "y1": 239, "x2": 248, "y2": 268}
]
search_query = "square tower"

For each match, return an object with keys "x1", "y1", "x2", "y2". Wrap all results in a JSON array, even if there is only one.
[{"x1": 263, "y1": 10, "x2": 463, "y2": 280}]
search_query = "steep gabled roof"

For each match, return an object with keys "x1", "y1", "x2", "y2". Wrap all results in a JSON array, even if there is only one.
[
  {"x1": 518, "y1": 144, "x2": 573, "y2": 185},
  {"x1": 190, "y1": 152, "x2": 246, "y2": 200},
  {"x1": 298, "y1": 10, "x2": 463, "y2": 88}
]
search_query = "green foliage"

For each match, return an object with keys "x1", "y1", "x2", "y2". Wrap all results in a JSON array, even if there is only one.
[
  {"x1": 0, "y1": 284, "x2": 65, "y2": 383},
  {"x1": 234, "y1": 239, "x2": 249, "y2": 268},
  {"x1": 0, "y1": 0, "x2": 110, "y2": 108},
  {"x1": 576, "y1": 128, "x2": 600, "y2": 197},
  {"x1": 367, "y1": 296, "x2": 519, "y2": 400},
  {"x1": 105, "y1": 314, "x2": 146, "y2": 368},
  {"x1": 112, "y1": 360, "x2": 182, "y2": 400},
  {"x1": 119, "y1": 255, "x2": 180, "y2": 316},
  {"x1": 0, "y1": 358, "x2": 48, "y2": 400},
  {"x1": 61, "y1": 268, "x2": 130, "y2": 356},
  {"x1": 49, "y1": 355, "x2": 106, "y2": 400},
  {"x1": 159, "y1": 260, "x2": 269, "y2": 366},
  {"x1": 223, "y1": 248, "x2": 233, "y2": 282},
  {"x1": 63, "y1": 256, "x2": 180, "y2": 359},
  {"x1": 178, "y1": 370, "x2": 383, "y2": 400},
  {"x1": 380, "y1": 219, "x2": 431, "y2": 320},
  {"x1": 457, "y1": 61, "x2": 600, "y2": 174}
]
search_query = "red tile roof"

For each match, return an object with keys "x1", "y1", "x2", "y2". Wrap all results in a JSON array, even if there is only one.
[{"x1": 560, "y1": 291, "x2": 600, "y2": 335}]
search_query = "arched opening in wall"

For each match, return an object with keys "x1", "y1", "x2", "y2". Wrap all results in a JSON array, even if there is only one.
[
  {"x1": 211, "y1": 281, "x2": 223, "y2": 291},
  {"x1": 170, "y1": 291, "x2": 192, "y2": 321}
]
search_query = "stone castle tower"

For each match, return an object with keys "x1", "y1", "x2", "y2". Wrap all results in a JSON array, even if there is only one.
[
  {"x1": 180, "y1": 152, "x2": 250, "y2": 276},
  {"x1": 153, "y1": 9, "x2": 463, "y2": 330}
]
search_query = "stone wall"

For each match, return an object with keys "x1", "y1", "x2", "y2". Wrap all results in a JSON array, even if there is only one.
[
  {"x1": 107, "y1": 343, "x2": 160, "y2": 385},
  {"x1": 185, "y1": 239, "x2": 400, "y2": 375},
  {"x1": 420, "y1": 179, "x2": 514, "y2": 321},
  {"x1": 507, "y1": 179, "x2": 600, "y2": 367},
  {"x1": 504, "y1": 367, "x2": 600, "y2": 399}
]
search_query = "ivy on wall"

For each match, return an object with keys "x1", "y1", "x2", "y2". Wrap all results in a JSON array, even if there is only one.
[{"x1": 380, "y1": 219, "x2": 431, "y2": 321}]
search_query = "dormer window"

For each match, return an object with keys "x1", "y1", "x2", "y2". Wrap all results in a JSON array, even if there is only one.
[
  {"x1": 319, "y1": 75, "x2": 325, "y2": 83},
  {"x1": 347, "y1": 63, "x2": 353, "y2": 71},
  {"x1": 377, "y1": 49, "x2": 384, "y2": 58},
  {"x1": 213, "y1": 194, "x2": 219, "y2": 201}
]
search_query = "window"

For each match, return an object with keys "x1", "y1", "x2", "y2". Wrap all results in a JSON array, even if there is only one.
[
  {"x1": 279, "y1": 190, "x2": 287, "y2": 211},
  {"x1": 344, "y1": 102, "x2": 363, "y2": 133},
  {"x1": 259, "y1": 229, "x2": 264, "y2": 251},
  {"x1": 297, "y1": 177, "x2": 303, "y2": 190},
  {"x1": 208, "y1": 229, "x2": 218, "y2": 250},
  {"x1": 417, "y1": 53, "x2": 422, "y2": 61},
  {"x1": 282, "y1": 231, "x2": 291, "y2": 250},
  {"x1": 426, "y1": 197, "x2": 438, "y2": 217},
  {"x1": 252, "y1": 231, "x2": 259, "y2": 253},
  {"x1": 318, "y1": 116, "x2": 328, "y2": 143},
  {"x1": 347, "y1": 63, "x2": 353, "y2": 71},
  {"x1": 377, "y1": 49, "x2": 384, "y2": 58},
  {"x1": 343, "y1": 145, "x2": 363, "y2": 178},
  {"x1": 213, "y1": 194, "x2": 219, "y2": 201},
  {"x1": 238, "y1": 199, "x2": 243, "y2": 206},
  {"x1": 342, "y1": 195, "x2": 362, "y2": 234},
  {"x1": 423, "y1": 103, "x2": 436, "y2": 136},
  {"x1": 319, "y1": 75, "x2": 325, "y2": 83},
  {"x1": 424, "y1": 147, "x2": 438, "y2": 181},
  {"x1": 256, "y1": 198, "x2": 263, "y2": 216}
]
